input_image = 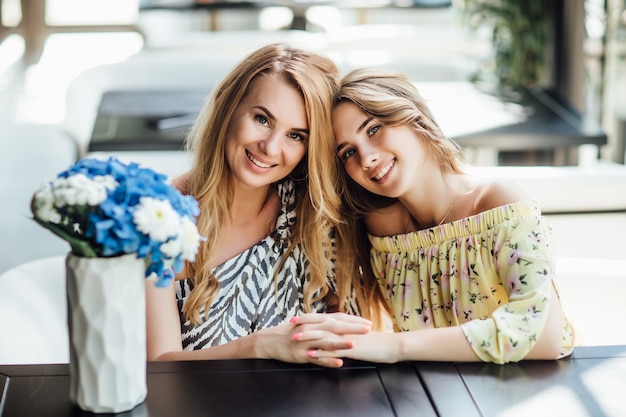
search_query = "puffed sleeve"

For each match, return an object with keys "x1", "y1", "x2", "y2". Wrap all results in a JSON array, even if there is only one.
[{"x1": 460, "y1": 209, "x2": 559, "y2": 363}]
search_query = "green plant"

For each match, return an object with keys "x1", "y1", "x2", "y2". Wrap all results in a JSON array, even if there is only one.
[{"x1": 462, "y1": 0, "x2": 553, "y2": 88}]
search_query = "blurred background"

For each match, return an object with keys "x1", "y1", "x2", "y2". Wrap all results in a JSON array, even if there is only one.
[{"x1": 1, "y1": 0, "x2": 625, "y2": 274}]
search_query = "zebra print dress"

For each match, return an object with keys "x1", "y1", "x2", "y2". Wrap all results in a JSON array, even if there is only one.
[{"x1": 175, "y1": 179, "x2": 355, "y2": 350}]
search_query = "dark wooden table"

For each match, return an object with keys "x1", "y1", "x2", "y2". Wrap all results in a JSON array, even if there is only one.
[{"x1": 1, "y1": 346, "x2": 624, "y2": 417}]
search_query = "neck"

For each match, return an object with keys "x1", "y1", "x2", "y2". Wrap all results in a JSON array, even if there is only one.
[
  {"x1": 230, "y1": 184, "x2": 275, "y2": 225},
  {"x1": 400, "y1": 173, "x2": 468, "y2": 229}
]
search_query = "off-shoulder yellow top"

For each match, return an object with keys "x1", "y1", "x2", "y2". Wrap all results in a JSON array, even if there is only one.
[{"x1": 368, "y1": 200, "x2": 575, "y2": 364}]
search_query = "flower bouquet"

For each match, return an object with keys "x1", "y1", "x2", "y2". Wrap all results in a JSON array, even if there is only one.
[
  {"x1": 31, "y1": 156, "x2": 201, "y2": 287},
  {"x1": 30, "y1": 156, "x2": 202, "y2": 413}
]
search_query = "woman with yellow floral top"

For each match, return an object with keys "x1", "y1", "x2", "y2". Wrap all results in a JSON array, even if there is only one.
[{"x1": 294, "y1": 68, "x2": 575, "y2": 364}]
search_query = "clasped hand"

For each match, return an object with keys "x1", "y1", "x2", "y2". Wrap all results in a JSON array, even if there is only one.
[{"x1": 256, "y1": 312, "x2": 371, "y2": 368}]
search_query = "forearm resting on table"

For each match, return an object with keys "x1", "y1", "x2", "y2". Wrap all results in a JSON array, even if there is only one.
[
  {"x1": 145, "y1": 279, "x2": 263, "y2": 361},
  {"x1": 395, "y1": 286, "x2": 566, "y2": 362},
  {"x1": 394, "y1": 326, "x2": 480, "y2": 362},
  {"x1": 308, "y1": 327, "x2": 480, "y2": 363},
  {"x1": 148, "y1": 335, "x2": 260, "y2": 361}
]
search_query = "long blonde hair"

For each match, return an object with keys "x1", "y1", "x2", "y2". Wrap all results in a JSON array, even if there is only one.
[
  {"x1": 182, "y1": 43, "x2": 353, "y2": 325},
  {"x1": 333, "y1": 68, "x2": 467, "y2": 325}
]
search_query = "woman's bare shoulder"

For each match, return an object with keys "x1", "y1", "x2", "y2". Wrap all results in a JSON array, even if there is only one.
[
  {"x1": 171, "y1": 171, "x2": 192, "y2": 194},
  {"x1": 471, "y1": 177, "x2": 531, "y2": 213}
]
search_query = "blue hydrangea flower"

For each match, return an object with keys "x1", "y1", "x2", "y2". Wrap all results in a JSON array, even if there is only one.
[{"x1": 31, "y1": 156, "x2": 202, "y2": 287}]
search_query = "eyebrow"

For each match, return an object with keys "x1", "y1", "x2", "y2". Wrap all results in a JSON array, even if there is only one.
[{"x1": 336, "y1": 116, "x2": 373, "y2": 153}]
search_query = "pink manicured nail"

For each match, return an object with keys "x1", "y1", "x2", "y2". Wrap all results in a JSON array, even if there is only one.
[
  {"x1": 289, "y1": 316, "x2": 299, "y2": 324},
  {"x1": 292, "y1": 333, "x2": 302, "y2": 341},
  {"x1": 306, "y1": 350, "x2": 317, "y2": 358}
]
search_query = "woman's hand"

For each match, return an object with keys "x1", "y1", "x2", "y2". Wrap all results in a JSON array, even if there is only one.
[
  {"x1": 253, "y1": 313, "x2": 372, "y2": 368},
  {"x1": 302, "y1": 332, "x2": 402, "y2": 365}
]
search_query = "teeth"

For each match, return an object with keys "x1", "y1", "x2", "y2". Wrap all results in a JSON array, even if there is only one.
[
  {"x1": 247, "y1": 152, "x2": 273, "y2": 168},
  {"x1": 374, "y1": 160, "x2": 394, "y2": 180}
]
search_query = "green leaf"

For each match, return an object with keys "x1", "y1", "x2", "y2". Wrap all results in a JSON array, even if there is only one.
[{"x1": 32, "y1": 217, "x2": 99, "y2": 257}]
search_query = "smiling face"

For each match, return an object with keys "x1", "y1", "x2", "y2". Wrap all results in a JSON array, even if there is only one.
[
  {"x1": 225, "y1": 74, "x2": 308, "y2": 190},
  {"x1": 333, "y1": 101, "x2": 427, "y2": 199}
]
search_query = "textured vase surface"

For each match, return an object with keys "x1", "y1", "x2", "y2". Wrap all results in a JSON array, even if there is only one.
[{"x1": 66, "y1": 253, "x2": 147, "y2": 413}]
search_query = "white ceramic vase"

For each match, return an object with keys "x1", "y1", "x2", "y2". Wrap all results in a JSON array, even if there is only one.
[{"x1": 65, "y1": 253, "x2": 148, "y2": 413}]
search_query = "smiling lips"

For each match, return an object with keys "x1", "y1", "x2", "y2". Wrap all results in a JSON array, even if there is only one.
[
  {"x1": 373, "y1": 159, "x2": 395, "y2": 181},
  {"x1": 246, "y1": 150, "x2": 276, "y2": 169}
]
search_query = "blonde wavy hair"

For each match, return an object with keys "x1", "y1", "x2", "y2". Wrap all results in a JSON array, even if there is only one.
[
  {"x1": 333, "y1": 68, "x2": 467, "y2": 325},
  {"x1": 181, "y1": 43, "x2": 360, "y2": 325}
]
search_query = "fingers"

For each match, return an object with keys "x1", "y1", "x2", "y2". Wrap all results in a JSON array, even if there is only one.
[
  {"x1": 293, "y1": 330, "x2": 354, "y2": 348},
  {"x1": 304, "y1": 348, "x2": 344, "y2": 368},
  {"x1": 307, "y1": 348, "x2": 351, "y2": 360},
  {"x1": 289, "y1": 330, "x2": 354, "y2": 366},
  {"x1": 309, "y1": 356, "x2": 344, "y2": 368},
  {"x1": 290, "y1": 313, "x2": 372, "y2": 335},
  {"x1": 291, "y1": 313, "x2": 372, "y2": 326},
  {"x1": 277, "y1": 313, "x2": 371, "y2": 367},
  {"x1": 294, "y1": 322, "x2": 369, "y2": 336}
]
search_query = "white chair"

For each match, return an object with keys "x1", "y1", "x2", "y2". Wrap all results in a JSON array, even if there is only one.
[
  {"x1": 62, "y1": 51, "x2": 238, "y2": 158},
  {"x1": 0, "y1": 255, "x2": 68, "y2": 364}
]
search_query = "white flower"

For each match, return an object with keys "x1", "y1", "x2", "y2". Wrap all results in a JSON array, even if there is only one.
[
  {"x1": 178, "y1": 217, "x2": 202, "y2": 260},
  {"x1": 160, "y1": 238, "x2": 181, "y2": 259},
  {"x1": 160, "y1": 217, "x2": 201, "y2": 261},
  {"x1": 32, "y1": 182, "x2": 62, "y2": 224},
  {"x1": 92, "y1": 174, "x2": 118, "y2": 191},
  {"x1": 51, "y1": 173, "x2": 115, "y2": 207},
  {"x1": 133, "y1": 197, "x2": 181, "y2": 242}
]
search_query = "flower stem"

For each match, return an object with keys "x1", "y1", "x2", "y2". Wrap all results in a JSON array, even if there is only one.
[{"x1": 32, "y1": 217, "x2": 99, "y2": 257}]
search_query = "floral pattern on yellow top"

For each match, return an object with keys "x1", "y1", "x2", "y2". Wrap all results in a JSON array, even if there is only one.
[{"x1": 368, "y1": 200, "x2": 575, "y2": 364}]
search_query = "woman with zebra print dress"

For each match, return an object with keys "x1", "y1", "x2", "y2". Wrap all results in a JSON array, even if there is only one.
[{"x1": 145, "y1": 44, "x2": 376, "y2": 368}]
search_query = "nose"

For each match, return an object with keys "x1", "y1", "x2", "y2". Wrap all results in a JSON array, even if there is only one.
[
  {"x1": 361, "y1": 145, "x2": 379, "y2": 171},
  {"x1": 259, "y1": 130, "x2": 281, "y2": 156}
]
